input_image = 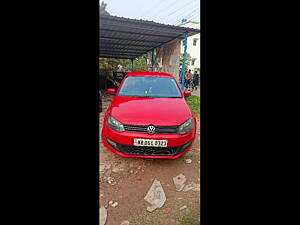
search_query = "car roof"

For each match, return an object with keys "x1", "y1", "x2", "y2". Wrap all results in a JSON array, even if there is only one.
[{"x1": 125, "y1": 71, "x2": 174, "y2": 78}]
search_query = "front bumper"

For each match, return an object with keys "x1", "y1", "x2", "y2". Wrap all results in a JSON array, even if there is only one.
[{"x1": 101, "y1": 121, "x2": 196, "y2": 159}]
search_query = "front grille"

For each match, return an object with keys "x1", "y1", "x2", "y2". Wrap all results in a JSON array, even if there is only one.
[
  {"x1": 107, "y1": 137, "x2": 192, "y2": 156},
  {"x1": 117, "y1": 145, "x2": 178, "y2": 156},
  {"x1": 123, "y1": 124, "x2": 178, "y2": 134}
]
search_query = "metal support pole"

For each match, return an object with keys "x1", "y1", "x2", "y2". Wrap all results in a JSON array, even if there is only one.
[
  {"x1": 151, "y1": 50, "x2": 154, "y2": 71},
  {"x1": 131, "y1": 59, "x2": 134, "y2": 71},
  {"x1": 181, "y1": 33, "x2": 188, "y2": 91}
]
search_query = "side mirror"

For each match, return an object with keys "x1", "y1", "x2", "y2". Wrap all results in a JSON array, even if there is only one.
[
  {"x1": 107, "y1": 88, "x2": 116, "y2": 95},
  {"x1": 183, "y1": 91, "x2": 191, "y2": 97}
]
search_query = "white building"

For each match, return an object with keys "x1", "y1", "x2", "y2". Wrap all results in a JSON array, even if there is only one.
[{"x1": 178, "y1": 20, "x2": 200, "y2": 73}]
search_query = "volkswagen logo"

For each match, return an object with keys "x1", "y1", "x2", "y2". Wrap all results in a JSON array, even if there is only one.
[{"x1": 147, "y1": 125, "x2": 156, "y2": 134}]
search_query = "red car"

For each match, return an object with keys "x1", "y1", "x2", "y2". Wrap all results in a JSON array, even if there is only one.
[{"x1": 101, "y1": 71, "x2": 196, "y2": 159}]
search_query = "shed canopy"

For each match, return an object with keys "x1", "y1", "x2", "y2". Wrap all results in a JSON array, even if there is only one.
[{"x1": 100, "y1": 15, "x2": 200, "y2": 60}]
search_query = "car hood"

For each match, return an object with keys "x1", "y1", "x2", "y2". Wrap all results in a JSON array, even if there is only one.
[{"x1": 109, "y1": 96, "x2": 192, "y2": 126}]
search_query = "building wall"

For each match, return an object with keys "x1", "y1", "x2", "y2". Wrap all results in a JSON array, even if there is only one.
[
  {"x1": 156, "y1": 39, "x2": 181, "y2": 81},
  {"x1": 179, "y1": 21, "x2": 200, "y2": 73}
]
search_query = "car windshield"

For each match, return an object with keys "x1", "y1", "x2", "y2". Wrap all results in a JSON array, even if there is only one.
[{"x1": 118, "y1": 76, "x2": 182, "y2": 98}]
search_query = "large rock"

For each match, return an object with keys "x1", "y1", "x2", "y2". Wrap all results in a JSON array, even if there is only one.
[
  {"x1": 173, "y1": 174, "x2": 186, "y2": 191},
  {"x1": 144, "y1": 179, "x2": 166, "y2": 212},
  {"x1": 183, "y1": 182, "x2": 200, "y2": 192},
  {"x1": 99, "y1": 206, "x2": 107, "y2": 225}
]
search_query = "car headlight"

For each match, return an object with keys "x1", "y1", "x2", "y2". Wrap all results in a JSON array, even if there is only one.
[
  {"x1": 178, "y1": 118, "x2": 194, "y2": 135},
  {"x1": 107, "y1": 115, "x2": 125, "y2": 132}
]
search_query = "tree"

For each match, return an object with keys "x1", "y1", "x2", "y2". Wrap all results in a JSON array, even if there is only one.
[
  {"x1": 116, "y1": 59, "x2": 132, "y2": 71},
  {"x1": 133, "y1": 54, "x2": 149, "y2": 71},
  {"x1": 99, "y1": 58, "x2": 122, "y2": 72},
  {"x1": 100, "y1": 1, "x2": 110, "y2": 15},
  {"x1": 99, "y1": 54, "x2": 148, "y2": 73},
  {"x1": 116, "y1": 54, "x2": 149, "y2": 72},
  {"x1": 179, "y1": 53, "x2": 191, "y2": 71}
]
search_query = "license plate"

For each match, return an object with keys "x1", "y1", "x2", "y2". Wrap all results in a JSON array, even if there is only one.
[{"x1": 133, "y1": 139, "x2": 168, "y2": 147}]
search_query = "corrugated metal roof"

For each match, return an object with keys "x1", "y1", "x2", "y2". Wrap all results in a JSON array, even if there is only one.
[{"x1": 100, "y1": 14, "x2": 200, "y2": 59}]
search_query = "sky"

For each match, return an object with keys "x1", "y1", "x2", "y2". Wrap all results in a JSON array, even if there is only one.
[{"x1": 100, "y1": 0, "x2": 200, "y2": 25}]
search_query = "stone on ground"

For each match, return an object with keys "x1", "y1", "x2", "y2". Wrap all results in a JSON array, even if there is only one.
[
  {"x1": 183, "y1": 182, "x2": 200, "y2": 192},
  {"x1": 144, "y1": 179, "x2": 166, "y2": 212},
  {"x1": 112, "y1": 167, "x2": 120, "y2": 173},
  {"x1": 173, "y1": 174, "x2": 187, "y2": 191},
  {"x1": 99, "y1": 206, "x2": 107, "y2": 225},
  {"x1": 100, "y1": 163, "x2": 111, "y2": 173},
  {"x1": 180, "y1": 205, "x2": 187, "y2": 210},
  {"x1": 184, "y1": 159, "x2": 192, "y2": 164},
  {"x1": 107, "y1": 177, "x2": 116, "y2": 185},
  {"x1": 111, "y1": 202, "x2": 119, "y2": 207}
]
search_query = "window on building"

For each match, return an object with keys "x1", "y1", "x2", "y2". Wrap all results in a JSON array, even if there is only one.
[
  {"x1": 191, "y1": 58, "x2": 196, "y2": 66},
  {"x1": 193, "y1": 38, "x2": 198, "y2": 46}
]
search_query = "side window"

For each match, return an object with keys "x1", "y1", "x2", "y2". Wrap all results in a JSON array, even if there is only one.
[
  {"x1": 193, "y1": 38, "x2": 198, "y2": 46},
  {"x1": 191, "y1": 58, "x2": 196, "y2": 66}
]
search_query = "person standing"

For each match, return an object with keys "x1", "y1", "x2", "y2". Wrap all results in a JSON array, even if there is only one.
[
  {"x1": 193, "y1": 70, "x2": 199, "y2": 90},
  {"x1": 185, "y1": 69, "x2": 192, "y2": 91}
]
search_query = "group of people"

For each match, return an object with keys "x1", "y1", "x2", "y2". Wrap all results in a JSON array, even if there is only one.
[{"x1": 180, "y1": 69, "x2": 199, "y2": 92}]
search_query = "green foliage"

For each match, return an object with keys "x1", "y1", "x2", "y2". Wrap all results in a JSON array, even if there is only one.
[
  {"x1": 99, "y1": 58, "x2": 122, "y2": 71},
  {"x1": 186, "y1": 95, "x2": 200, "y2": 115},
  {"x1": 180, "y1": 53, "x2": 191, "y2": 71},
  {"x1": 178, "y1": 213, "x2": 199, "y2": 225},
  {"x1": 132, "y1": 54, "x2": 149, "y2": 71},
  {"x1": 119, "y1": 54, "x2": 149, "y2": 71},
  {"x1": 99, "y1": 54, "x2": 149, "y2": 73},
  {"x1": 116, "y1": 59, "x2": 132, "y2": 71}
]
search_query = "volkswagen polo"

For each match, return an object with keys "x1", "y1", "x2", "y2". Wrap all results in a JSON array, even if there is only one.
[{"x1": 101, "y1": 71, "x2": 196, "y2": 159}]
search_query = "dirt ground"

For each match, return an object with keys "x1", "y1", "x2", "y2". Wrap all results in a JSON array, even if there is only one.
[{"x1": 100, "y1": 92, "x2": 200, "y2": 225}]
